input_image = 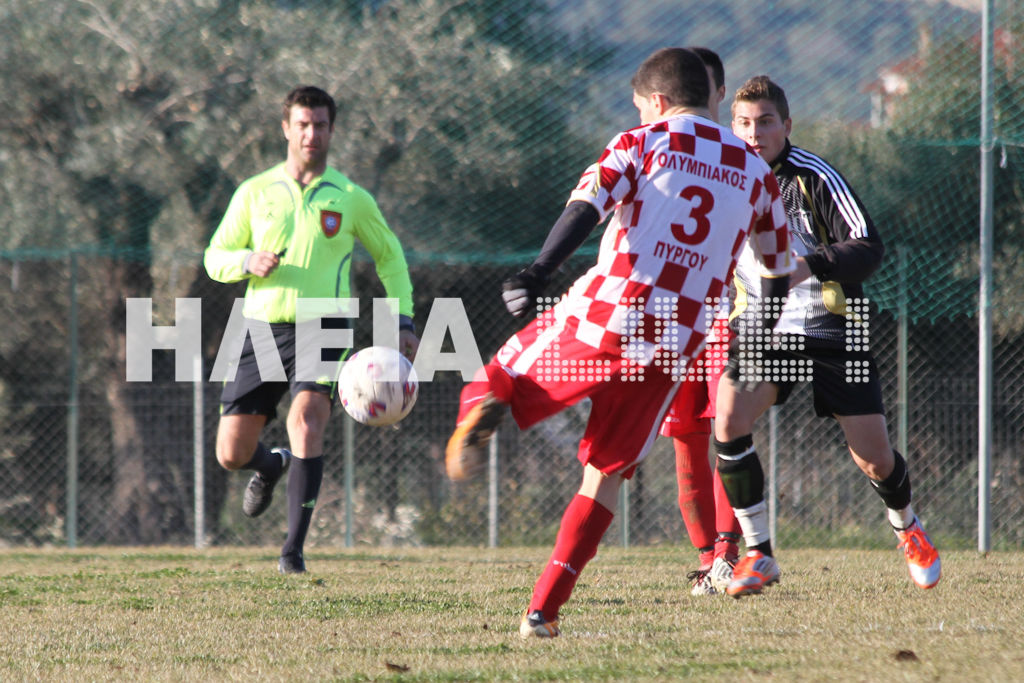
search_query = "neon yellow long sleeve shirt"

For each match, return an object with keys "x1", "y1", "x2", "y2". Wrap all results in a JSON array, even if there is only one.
[{"x1": 204, "y1": 164, "x2": 414, "y2": 323}]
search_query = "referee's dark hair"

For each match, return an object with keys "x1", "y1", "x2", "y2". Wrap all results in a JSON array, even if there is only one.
[
  {"x1": 631, "y1": 47, "x2": 710, "y2": 109},
  {"x1": 282, "y1": 86, "x2": 337, "y2": 126},
  {"x1": 732, "y1": 75, "x2": 790, "y2": 121}
]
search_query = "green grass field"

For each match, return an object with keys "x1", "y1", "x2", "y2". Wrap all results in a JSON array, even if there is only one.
[{"x1": 0, "y1": 546, "x2": 1021, "y2": 681}]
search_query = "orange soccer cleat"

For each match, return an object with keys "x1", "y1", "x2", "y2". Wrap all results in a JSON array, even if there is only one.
[
  {"x1": 726, "y1": 550, "x2": 780, "y2": 598},
  {"x1": 895, "y1": 518, "x2": 941, "y2": 589}
]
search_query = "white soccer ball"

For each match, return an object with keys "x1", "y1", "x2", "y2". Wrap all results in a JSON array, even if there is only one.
[{"x1": 338, "y1": 346, "x2": 418, "y2": 427}]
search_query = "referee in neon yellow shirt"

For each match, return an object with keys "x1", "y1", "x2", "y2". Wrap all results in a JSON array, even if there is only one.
[{"x1": 205, "y1": 86, "x2": 418, "y2": 574}]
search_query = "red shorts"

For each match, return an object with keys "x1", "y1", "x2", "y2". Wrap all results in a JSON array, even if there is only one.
[
  {"x1": 486, "y1": 310, "x2": 679, "y2": 478},
  {"x1": 658, "y1": 318, "x2": 732, "y2": 438}
]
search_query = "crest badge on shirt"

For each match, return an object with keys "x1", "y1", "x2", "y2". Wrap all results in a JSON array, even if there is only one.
[{"x1": 320, "y1": 210, "x2": 342, "y2": 238}]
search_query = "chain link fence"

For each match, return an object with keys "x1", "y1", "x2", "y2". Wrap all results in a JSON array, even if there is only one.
[{"x1": 2, "y1": 0, "x2": 1022, "y2": 551}]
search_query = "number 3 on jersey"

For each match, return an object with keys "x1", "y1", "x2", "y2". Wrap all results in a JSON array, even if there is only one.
[{"x1": 671, "y1": 185, "x2": 714, "y2": 245}]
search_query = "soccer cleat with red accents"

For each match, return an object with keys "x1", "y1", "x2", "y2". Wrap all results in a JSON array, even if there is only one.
[
  {"x1": 445, "y1": 393, "x2": 506, "y2": 481},
  {"x1": 726, "y1": 550, "x2": 780, "y2": 598},
  {"x1": 688, "y1": 567, "x2": 717, "y2": 596},
  {"x1": 519, "y1": 610, "x2": 560, "y2": 638},
  {"x1": 895, "y1": 518, "x2": 941, "y2": 589}
]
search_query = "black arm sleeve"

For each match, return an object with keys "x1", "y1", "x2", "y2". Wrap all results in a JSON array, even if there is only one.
[
  {"x1": 803, "y1": 236, "x2": 885, "y2": 283},
  {"x1": 803, "y1": 165, "x2": 885, "y2": 283},
  {"x1": 760, "y1": 274, "x2": 790, "y2": 331},
  {"x1": 529, "y1": 201, "x2": 601, "y2": 279}
]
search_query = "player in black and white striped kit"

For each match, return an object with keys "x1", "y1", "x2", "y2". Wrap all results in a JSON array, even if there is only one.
[{"x1": 716, "y1": 75, "x2": 941, "y2": 597}]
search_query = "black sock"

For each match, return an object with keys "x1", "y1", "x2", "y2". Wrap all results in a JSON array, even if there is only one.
[
  {"x1": 242, "y1": 442, "x2": 279, "y2": 476},
  {"x1": 281, "y1": 456, "x2": 324, "y2": 558}
]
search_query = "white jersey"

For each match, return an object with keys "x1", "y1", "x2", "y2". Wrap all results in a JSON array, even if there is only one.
[{"x1": 560, "y1": 114, "x2": 793, "y2": 369}]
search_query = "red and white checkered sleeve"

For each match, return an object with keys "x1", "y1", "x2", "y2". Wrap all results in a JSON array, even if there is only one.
[
  {"x1": 748, "y1": 170, "x2": 795, "y2": 277},
  {"x1": 567, "y1": 131, "x2": 641, "y2": 220}
]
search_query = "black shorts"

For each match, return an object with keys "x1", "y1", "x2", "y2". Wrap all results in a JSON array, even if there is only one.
[
  {"x1": 729, "y1": 340, "x2": 885, "y2": 418},
  {"x1": 219, "y1": 319, "x2": 353, "y2": 420}
]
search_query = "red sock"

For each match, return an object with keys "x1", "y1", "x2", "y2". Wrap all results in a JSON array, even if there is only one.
[
  {"x1": 529, "y1": 494, "x2": 614, "y2": 620},
  {"x1": 713, "y1": 468, "x2": 741, "y2": 560},
  {"x1": 674, "y1": 433, "x2": 716, "y2": 559}
]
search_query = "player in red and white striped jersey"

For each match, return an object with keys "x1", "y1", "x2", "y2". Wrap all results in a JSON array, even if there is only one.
[
  {"x1": 657, "y1": 47, "x2": 744, "y2": 596},
  {"x1": 445, "y1": 48, "x2": 793, "y2": 638}
]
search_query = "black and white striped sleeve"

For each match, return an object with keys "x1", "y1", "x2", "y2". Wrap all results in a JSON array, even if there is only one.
[{"x1": 792, "y1": 147, "x2": 884, "y2": 283}]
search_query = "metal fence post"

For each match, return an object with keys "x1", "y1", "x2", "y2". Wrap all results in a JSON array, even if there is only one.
[
  {"x1": 768, "y1": 405, "x2": 778, "y2": 547},
  {"x1": 344, "y1": 414, "x2": 355, "y2": 547},
  {"x1": 897, "y1": 248, "x2": 908, "y2": 459},
  {"x1": 978, "y1": 0, "x2": 994, "y2": 554},
  {"x1": 619, "y1": 479, "x2": 630, "y2": 548},
  {"x1": 66, "y1": 252, "x2": 79, "y2": 549},
  {"x1": 488, "y1": 429, "x2": 498, "y2": 548},
  {"x1": 193, "y1": 354, "x2": 206, "y2": 549}
]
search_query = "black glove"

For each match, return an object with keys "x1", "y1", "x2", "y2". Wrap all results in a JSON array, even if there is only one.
[{"x1": 501, "y1": 266, "x2": 549, "y2": 318}]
